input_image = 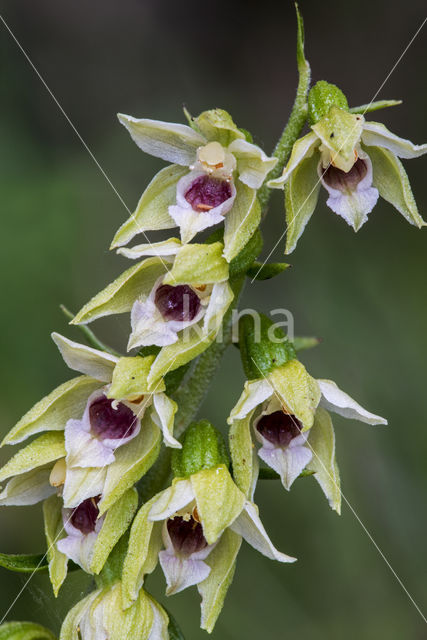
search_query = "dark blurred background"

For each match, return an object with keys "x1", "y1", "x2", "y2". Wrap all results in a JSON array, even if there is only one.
[{"x1": 0, "y1": 1, "x2": 426, "y2": 638}]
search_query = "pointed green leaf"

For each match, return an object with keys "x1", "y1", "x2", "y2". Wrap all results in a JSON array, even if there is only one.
[
  {"x1": 99, "y1": 414, "x2": 161, "y2": 515},
  {"x1": 292, "y1": 336, "x2": 322, "y2": 351},
  {"x1": 107, "y1": 356, "x2": 165, "y2": 402},
  {"x1": 111, "y1": 166, "x2": 188, "y2": 248},
  {"x1": 72, "y1": 258, "x2": 167, "y2": 325},
  {"x1": 122, "y1": 496, "x2": 163, "y2": 608},
  {"x1": 0, "y1": 553, "x2": 48, "y2": 573},
  {"x1": 0, "y1": 432, "x2": 65, "y2": 482},
  {"x1": 199, "y1": 529, "x2": 242, "y2": 633},
  {"x1": 307, "y1": 408, "x2": 341, "y2": 513},
  {"x1": 162, "y1": 242, "x2": 229, "y2": 286},
  {"x1": 2, "y1": 377, "x2": 101, "y2": 446},
  {"x1": 350, "y1": 100, "x2": 402, "y2": 114},
  {"x1": 43, "y1": 495, "x2": 68, "y2": 596},
  {"x1": 191, "y1": 465, "x2": 246, "y2": 545},
  {"x1": 193, "y1": 109, "x2": 245, "y2": 146},
  {"x1": 0, "y1": 622, "x2": 57, "y2": 640},
  {"x1": 368, "y1": 145, "x2": 426, "y2": 228},
  {"x1": 223, "y1": 183, "x2": 260, "y2": 263},
  {"x1": 284, "y1": 143, "x2": 321, "y2": 254},
  {"x1": 246, "y1": 261, "x2": 290, "y2": 280},
  {"x1": 90, "y1": 488, "x2": 138, "y2": 575}
]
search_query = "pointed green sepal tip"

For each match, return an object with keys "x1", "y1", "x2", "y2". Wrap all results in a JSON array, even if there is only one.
[
  {"x1": 308, "y1": 80, "x2": 349, "y2": 125},
  {"x1": 171, "y1": 420, "x2": 229, "y2": 478},
  {"x1": 238, "y1": 313, "x2": 296, "y2": 380}
]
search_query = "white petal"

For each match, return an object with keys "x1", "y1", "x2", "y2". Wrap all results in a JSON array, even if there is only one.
[
  {"x1": 52, "y1": 333, "x2": 118, "y2": 382},
  {"x1": 267, "y1": 132, "x2": 319, "y2": 188},
  {"x1": 0, "y1": 466, "x2": 55, "y2": 506},
  {"x1": 318, "y1": 379, "x2": 387, "y2": 425},
  {"x1": 230, "y1": 501, "x2": 296, "y2": 563},
  {"x1": 362, "y1": 121, "x2": 427, "y2": 159},
  {"x1": 152, "y1": 393, "x2": 181, "y2": 448},
  {"x1": 117, "y1": 238, "x2": 182, "y2": 260},
  {"x1": 319, "y1": 151, "x2": 379, "y2": 231},
  {"x1": 117, "y1": 114, "x2": 205, "y2": 165},
  {"x1": 159, "y1": 550, "x2": 211, "y2": 595},
  {"x1": 228, "y1": 138, "x2": 278, "y2": 189},
  {"x1": 65, "y1": 419, "x2": 115, "y2": 469},
  {"x1": 57, "y1": 531, "x2": 99, "y2": 573},
  {"x1": 128, "y1": 298, "x2": 179, "y2": 349},
  {"x1": 63, "y1": 466, "x2": 107, "y2": 508},
  {"x1": 258, "y1": 444, "x2": 312, "y2": 490},
  {"x1": 202, "y1": 281, "x2": 234, "y2": 336},
  {"x1": 148, "y1": 480, "x2": 194, "y2": 521},
  {"x1": 228, "y1": 379, "x2": 272, "y2": 422}
]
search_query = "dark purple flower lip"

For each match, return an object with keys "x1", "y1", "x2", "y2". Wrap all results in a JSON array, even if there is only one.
[
  {"x1": 256, "y1": 411, "x2": 302, "y2": 448},
  {"x1": 70, "y1": 496, "x2": 100, "y2": 535},
  {"x1": 184, "y1": 175, "x2": 232, "y2": 212},
  {"x1": 167, "y1": 514, "x2": 208, "y2": 557},
  {"x1": 154, "y1": 284, "x2": 201, "y2": 322},
  {"x1": 323, "y1": 157, "x2": 368, "y2": 194},
  {"x1": 89, "y1": 396, "x2": 137, "y2": 441}
]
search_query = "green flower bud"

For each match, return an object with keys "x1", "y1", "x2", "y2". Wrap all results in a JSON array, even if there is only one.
[
  {"x1": 171, "y1": 420, "x2": 229, "y2": 478},
  {"x1": 308, "y1": 80, "x2": 349, "y2": 125},
  {"x1": 238, "y1": 313, "x2": 296, "y2": 380}
]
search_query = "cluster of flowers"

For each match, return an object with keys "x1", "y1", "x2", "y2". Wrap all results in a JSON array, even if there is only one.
[{"x1": 1, "y1": 77, "x2": 426, "y2": 638}]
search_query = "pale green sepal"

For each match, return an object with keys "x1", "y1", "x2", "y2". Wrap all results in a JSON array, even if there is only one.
[
  {"x1": 306, "y1": 408, "x2": 341, "y2": 514},
  {"x1": 52, "y1": 333, "x2": 118, "y2": 382},
  {"x1": 63, "y1": 467, "x2": 106, "y2": 509},
  {"x1": 90, "y1": 488, "x2": 138, "y2": 575},
  {"x1": 99, "y1": 414, "x2": 161, "y2": 515},
  {"x1": 162, "y1": 242, "x2": 229, "y2": 285},
  {"x1": 228, "y1": 138, "x2": 278, "y2": 189},
  {"x1": 191, "y1": 465, "x2": 246, "y2": 545},
  {"x1": 117, "y1": 114, "x2": 205, "y2": 165},
  {"x1": 117, "y1": 238, "x2": 182, "y2": 260},
  {"x1": 148, "y1": 479, "x2": 194, "y2": 521},
  {"x1": 0, "y1": 621, "x2": 57, "y2": 640},
  {"x1": 0, "y1": 432, "x2": 65, "y2": 482},
  {"x1": 2, "y1": 377, "x2": 101, "y2": 446},
  {"x1": 43, "y1": 494, "x2": 68, "y2": 596},
  {"x1": 267, "y1": 131, "x2": 319, "y2": 188},
  {"x1": 0, "y1": 466, "x2": 55, "y2": 506},
  {"x1": 59, "y1": 590, "x2": 100, "y2": 640},
  {"x1": 103, "y1": 583, "x2": 154, "y2": 640},
  {"x1": 122, "y1": 496, "x2": 163, "y2": 608},
  {"x1": 223, "y1": 183, "x2": 260, "y2": 263},
  {"x1": 148, "y1": 328, "x2": 213, "y2": 384},
  {"x1": 268, "y1": 360, "x2": 321, "y2": 430},
  {"x1": 193, "y1": 109, "x2": 245, "y2": 146},
  {"x1": 349, "y1": 100, "x2": 402, "y2": 114},
  {"x1": 203, "y1": 281, "x2": 234, "y2": 336},
  {"x1": 229, "y1": 411, "x2": 255, "y2": 499},
  {"x1": 107, "y1": 356, "x2": 165, "y2": 401},
  {"x1": 152, "y1": 393, "x2": 180, "y2": 449},
  {"x1": 361, "y1": 121, "x2": 427, "y2": 159},
  {"x1": 312, "y1": 107, "x2": 364, "y2": 172},
  {"x1": 368, "y1": 145, "x2": 426, "y2": 228},
  {"x1": 284, "y1": 148, "x2": 321, "y2": 254},
  {"x1": 72, "y1": 258, "x2": 167, "y2": 325},
  {"x1": 111, "y1": 166, "x2": 188, "y2": 249},
  {"x1": 199, "y1": 529, "x2": 242, "y2": 633}
]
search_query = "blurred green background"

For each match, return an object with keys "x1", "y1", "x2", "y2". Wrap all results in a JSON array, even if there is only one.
[{"x1": 0, "y1": 1, "x2": 426, "y2": 638}]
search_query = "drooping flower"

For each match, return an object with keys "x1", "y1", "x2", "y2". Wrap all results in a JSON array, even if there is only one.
[
  {"x1": 59, "y1": 582, "x2": 169, "y2": 640},
  {"x1": 71, "y1": 241, "x2": 234, "y2": 379},
  {"x1": 268, "y1": 81, "x2": 427, "y2": 253},
  {"x1": 112, "y1": 108, "x2": 276, "y2": 261},
  {"x1": 121, "y1": 421, "x2": 295, "y2": 633},
  {"x1": 228, "y1": 358, "x2": 387, "y2": 512}
]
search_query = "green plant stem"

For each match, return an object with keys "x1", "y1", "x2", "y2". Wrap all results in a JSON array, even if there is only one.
[{"x1": 60, "y1": 305, "x2": 121, "y2": 356}]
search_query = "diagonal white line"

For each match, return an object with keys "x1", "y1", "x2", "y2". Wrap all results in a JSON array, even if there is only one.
[
  {"x1": 251, "y1": 17, "x2": 427, "y2": 283},
  {"x1": 0, "y1": 12, "x2": 177, "y2": 283},
  {"x1": 251, "y1": 357, "x2": 427, "y2": 624},
  {"x1": 0, "y1": 356, "x2": 177, "y2": 624}
]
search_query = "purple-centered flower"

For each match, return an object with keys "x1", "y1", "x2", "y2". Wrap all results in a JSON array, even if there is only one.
[
  {"x1": 65, "y1": 389, "x2": 141, "y2": 469},
  {"x1": 57, "y1": 496, "x2": 104, "y2": 571}
]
